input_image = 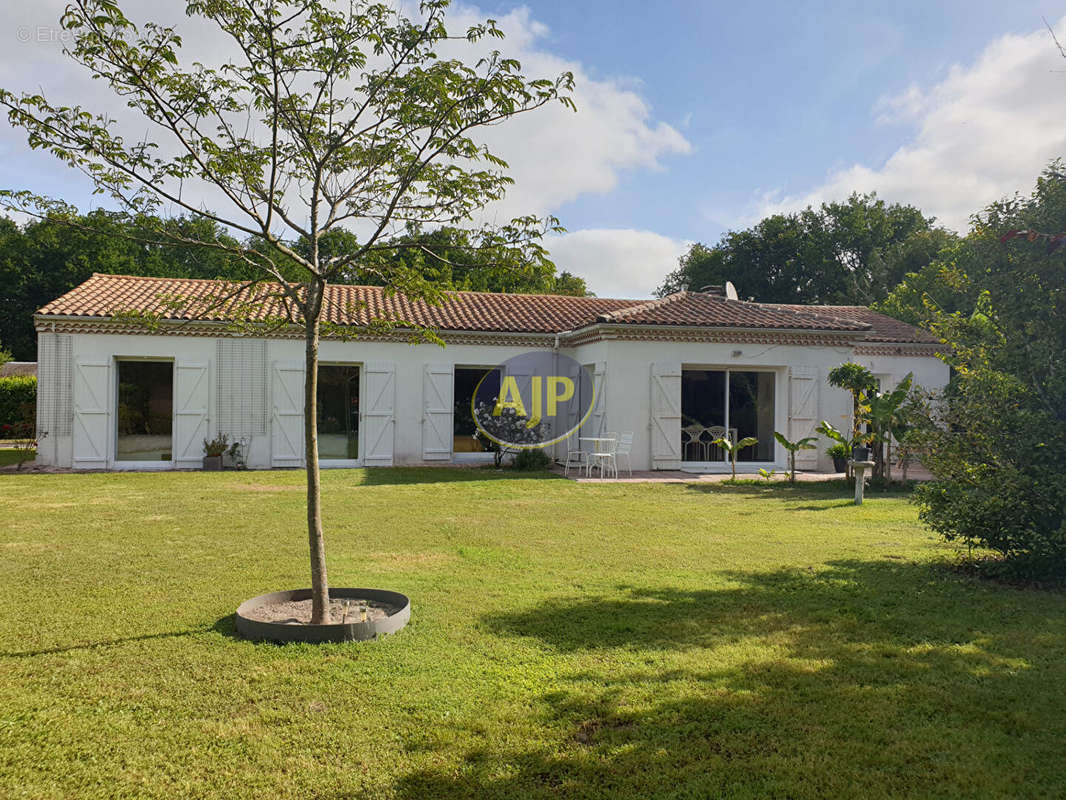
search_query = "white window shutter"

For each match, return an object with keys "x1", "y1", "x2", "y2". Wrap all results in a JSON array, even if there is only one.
[
  {"x1": 363, "y1": 361, "x2": 396, "y2": 467},
  {"x1": 422, "y1": 363, "x2": 453, "y2": 461},
  {"x1": 72, "y1": 358, "x2": 110, "y2": 469},
  {"x1": 650, "y1": 361, "x2": 682, "y2": 470},
  {"x1": 173, "y1": 361, "x2": 211, "y2": 468},
  {"x1": 788, "y1": 366, "x2": 819, "y2": 468},
  {"x1": 270, "y1": 360, "x2": 305, "y2": 468},
  {"x1": 589, "y1": 361, "x2": 607, "y2": 436}
]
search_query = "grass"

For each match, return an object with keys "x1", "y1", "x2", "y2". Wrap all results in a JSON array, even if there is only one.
[
  {"x1": 0, "y1": 468, "x2": 1064, "y2": 799},
  {"x1": 0, "y1": 446, "x2": 33, "y2": 467}
]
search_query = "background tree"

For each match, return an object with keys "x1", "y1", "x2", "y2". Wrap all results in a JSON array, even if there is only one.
[
  {"x1": 657, "y1": 193, "x2": 941, "y2": 304},
  {"x1": 912, "y1": 164, "x2": 1066, "y2": 579},
  {"x1": 0, "y1": 214, "x2": 589, "y2": 362},
  {"x1": 0, "y1": 0, "x2": 574, "y2": 623}
]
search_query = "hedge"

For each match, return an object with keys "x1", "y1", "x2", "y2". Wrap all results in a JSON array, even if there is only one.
[{"x1": 0, "y1": 376, "x2": 36, "y2": 438}]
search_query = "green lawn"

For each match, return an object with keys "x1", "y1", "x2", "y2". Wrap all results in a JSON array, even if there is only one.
[
  {"x1": 0, "y1": 446, "x2": 33, "y2": 467},
  {"x1": 1, "y1": 469, "x2": 1064, "y2": 799}
]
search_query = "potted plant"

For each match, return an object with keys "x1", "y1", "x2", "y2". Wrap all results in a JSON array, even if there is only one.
[
  {"x1": 827, "y1": 443, "x2": 849, "y2": 472},
  {"x1": 203, "y1": 434, "x2": 229, "y2": 471}
]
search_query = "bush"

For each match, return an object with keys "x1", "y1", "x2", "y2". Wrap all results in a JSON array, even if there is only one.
[
  {"x1": 826, "y1": 443, "x2": 849, "y2": 460},
  {"x1": 512, "y1": 447, "x2": 553, "y2": 471},
  {"x1": 913, "y1": 370, "x2": 1066, "y2": 580},
  {"x1": 0, "y1": 376, "x2": 36, "y2": 438}
]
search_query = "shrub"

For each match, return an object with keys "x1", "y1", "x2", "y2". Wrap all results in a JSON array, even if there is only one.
[
  {"x1": 0, "y1": 376, "x2": 36, "y2": 438},
  {"x1": 512, "y1": 447, "x2": 553, "y2": 471},
  {"x1": 827, "y1": 443, "x2": 849, "y2": 460}
]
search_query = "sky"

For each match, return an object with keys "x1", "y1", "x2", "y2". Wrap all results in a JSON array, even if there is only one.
[{"x1": 3, "y1": 1, "x2": 1066, "y2": 298}]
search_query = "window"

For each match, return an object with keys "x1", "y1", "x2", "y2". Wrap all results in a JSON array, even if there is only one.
[
  {"x1": 681, "y1": 369, "x2": 775, "y2": 462},
  {"x1": 454, "y1": 367, "x2": 500, "y2": 453},
  {"x1": 317, "y1": 365, "x2": 360, "y2": 460},
  {"x1": 116, "y1": 360, "x2": 173, "y2": 461}
]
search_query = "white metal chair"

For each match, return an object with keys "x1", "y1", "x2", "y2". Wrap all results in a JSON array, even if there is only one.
[
  {"x1": 682, "y1": 424, "x2": 705, "y2": 461},
  {"x1": 563, "y1": 436, "x2": 587, "y2": 476},
  {"x1": 704, "y1": 425, "x2": 729, "y2": 461},
  {"x1": 615, "y1": 432, "x2": 634, "y2": 477},
  {"x1": 587, "y1": 432, "x2": 618, "y2": 478}
]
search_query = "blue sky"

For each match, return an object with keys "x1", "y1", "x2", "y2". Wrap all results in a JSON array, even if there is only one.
[
  {"x1": 496, "y1": 0, "x2": 1061, "y2": 239},
  {"x1": 2, "y1": 0, "x2": 1066, "y2": 297}
]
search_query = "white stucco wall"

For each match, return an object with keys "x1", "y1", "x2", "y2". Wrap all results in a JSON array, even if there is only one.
[{"x1": 37, "y1": 328, "x2": 949, "y2": 473}]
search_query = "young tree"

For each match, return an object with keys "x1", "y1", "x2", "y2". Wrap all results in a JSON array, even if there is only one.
[
  {"x1": 713, "y1": 436, "x2": 759, "y2": 480},
  {"x1": 827, "y1": 362, "x2": 876, "y2": 450},
  {"x1": 864, "y1": 373, "x2": 913, "y2": 480},
  {"x1": 0, "y1": 0, "x2": 573, "y2": 623},
  {"x1": 772, "y1": 432, "x2": 817, "y2": 484}
]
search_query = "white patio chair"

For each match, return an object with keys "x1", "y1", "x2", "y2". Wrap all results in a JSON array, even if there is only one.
[
  {"x1": 615, "y1": 432, "x2": 634, "y2": 477},
  {"x1": 705, "y1": 425, "x2": 729, "y2": 461},
  {"x1": 563, "y1": 437, "x2": 587, "y2": 476},
  {"x1": 681, "y1": 424, "x2": 705, "y2": 461},
  {"x1": 587, "y1": 432, "x2": 618, "y2": 478}
]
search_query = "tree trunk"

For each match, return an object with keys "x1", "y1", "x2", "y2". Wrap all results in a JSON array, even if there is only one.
[{"x1": 304, "y1": 278, "x2": 330, "y2": 625}]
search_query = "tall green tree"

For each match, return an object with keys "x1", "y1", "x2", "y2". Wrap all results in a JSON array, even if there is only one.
[
  {"x1": 657, "y1": 193, "x2": 940, "y2": 304},
  {"x1": 0, "y1": 0, "x2": 574, "y2": 623},
  {"x1": 913, "y1": 164, "x2": 1066, "y2": 578}
]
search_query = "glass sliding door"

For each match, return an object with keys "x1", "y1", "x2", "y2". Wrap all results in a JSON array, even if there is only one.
[
  {"x1": 680, "y1": 368, "x2": 776, "y2": 464},
  {"x1": 454, "y1": 367, "x2": 501, "y2": 453},
  {"x1": 681, "y1": 369, "x2": 726, "y2": 462},
  {"x1": 317, "y1": 365, "x2": 360, "y2": 460},
  {"x1": 116, "y1": 360, "x2": 173, "y2": 462},
  {"x1": 728, "y1": 371, "x2": 775, "y2": 461}
]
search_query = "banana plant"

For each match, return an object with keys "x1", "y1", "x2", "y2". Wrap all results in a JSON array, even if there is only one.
[
  {"x1": 713, "y1": 436, "x2": 759, "y2": 479},
  {"x1": 773, "y1": 432, "x2": 818, "y2": 484},
  {"x1": 865, "y1": 373, "x2": 914, "y2": 479}
]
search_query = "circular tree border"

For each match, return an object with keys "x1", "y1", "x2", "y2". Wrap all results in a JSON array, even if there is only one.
[{"x1": 235, "y1": 588, "x2": 410, "y2": 643}]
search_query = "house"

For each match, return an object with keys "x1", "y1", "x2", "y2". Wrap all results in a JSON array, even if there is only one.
[{"x1": 32, "y1": 273, "x2": 948, "y2": 472}]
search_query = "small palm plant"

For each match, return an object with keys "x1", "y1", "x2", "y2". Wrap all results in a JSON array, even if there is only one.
[
  {"x1": 773, "y1": 432, "x2": 818, "y2": 484},
  {"x1": 713, "y1": 436, "x2": 759, "y2": 479}
]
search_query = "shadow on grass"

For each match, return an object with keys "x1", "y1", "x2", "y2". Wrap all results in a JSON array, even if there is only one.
[
  {"x1": 392, "y1": 559, "x2": 1066, "y2": 799},
  {"x1": 0, "y1": 627, "x2": 212, "y2": 658},
  {"x1": 357, "y1": 466, "x2": 564, "y2": 487}
]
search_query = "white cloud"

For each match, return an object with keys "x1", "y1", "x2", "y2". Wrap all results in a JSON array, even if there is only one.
[
  {"x1": 546, "y1": 228, "x2": 688, "y2": 299},
  {"x1": 0, "y1": 1, "x2": 690, "y2": 235},
  {"x1": 754, "y1": 16, "x2": 1066, "y2": 232}
]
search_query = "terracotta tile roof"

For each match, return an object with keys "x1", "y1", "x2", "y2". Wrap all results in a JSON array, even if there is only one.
[
  {"x1": 596, "y1": 291, "x2": 871, "y2": 332},
  {"x1": 36, "y1": 274, "x2": 930, "y2": 342},
  {"x1": 762, "y1": 304, "x2": 938, "y2": 344},
  {"x1": 37, "y1": 273, "x2": 637, "y2": 334}
]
